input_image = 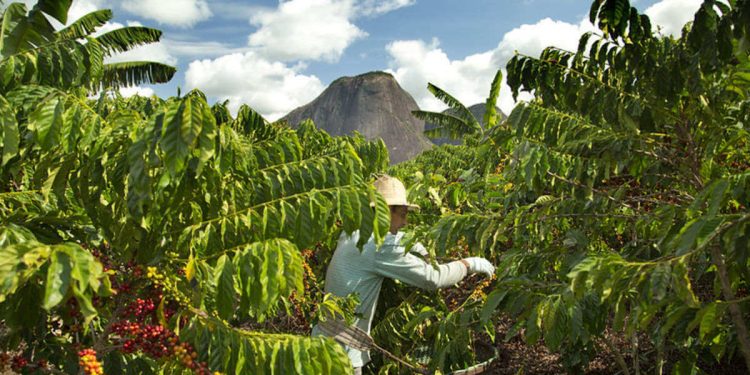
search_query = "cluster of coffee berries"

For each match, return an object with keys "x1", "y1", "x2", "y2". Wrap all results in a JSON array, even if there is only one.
[
  {"x1": 127, "y1": 297, "x2": 157, "y2": 319},
  {"x1": 445, "y1": 292, "x2": 460, "y2": 310},
  {"x1": 300, "y1": 249, "x2": 319, "y2": 296},
  {"x1": 10, "y1": 355, "x2": 28, "y2": 372},
  {"x1": 468, "y1": 276, "x2": 494, "y2": 300},
  {"x1": 121, "y1": 284, "x2": 179, "y2": 324},
  {"x1": 116, "y1": 323, "x2": 173, "y2": 358},
  {"x1": 66, "y1": 297, "x2": 81, "y2": 319},
  {"x1": 3, "y1": 352, "x2": 51, "y2": 373},
  {"x1": 111, "y1": 321, "x2": 212, "y2": 374},
  {"x1": 146, "y1": 267, "x2": 190, "y2": 306},
  {"x1": 78, "y1": 348, "x2": 103, "y2": 375},
  {"x1": 172, "y1": 340, "x2": 201, "y2": 369},
  {"x1": 90, "y1": 247, "x2": 113, "y2": 272}
]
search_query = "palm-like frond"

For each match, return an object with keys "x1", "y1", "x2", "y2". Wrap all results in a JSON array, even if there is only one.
[
  {"x1": 1, "y1": 3, "x2": 56, "y2": 57},
  {"x1": 426, "y1": 83, "x2": 481, "y2": 129},
  {"x1": 0, "y1": 6, "x2": 175, "y2": 92},
  {"x1": 483, "y1": 70, "x2": 503, "y2": 128},
  {"x1": 100, "y1": 61, "x2": 176, "y2": 88},
  {"x1": 94, "y1": 26, "x2": 163, "y2": 56},
  {"x1": 56, "y1": 9, "x2": 112, "y2": 41},
  {"x1": 415, "y1": 83, "x2": 484, "y2": 143},
  {"x1": 32, "y1": 0, "x2": 73, "y2": 25},
  {"x1": 414, "y1": 110, "x2": 479, "y2": 140}
]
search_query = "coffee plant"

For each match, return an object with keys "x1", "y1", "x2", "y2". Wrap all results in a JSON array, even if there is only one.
[
  {"x1": 380, "y1": 0, "x2": 750, "y2": 374},
  {"x1": 0, "y1": 1, "x2": 389, "y2": 374}
]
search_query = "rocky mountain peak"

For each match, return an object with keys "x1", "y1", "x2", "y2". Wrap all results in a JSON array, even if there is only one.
[{"x1": 282, "y1": 71, "x2": 432, "y2": 163}]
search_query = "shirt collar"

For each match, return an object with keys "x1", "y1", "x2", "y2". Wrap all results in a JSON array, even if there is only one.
[{"x1": 382, "y1": 231, "x2": 404, "y2": 246}]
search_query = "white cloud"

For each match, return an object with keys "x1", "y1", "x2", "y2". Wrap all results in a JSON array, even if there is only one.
[
  {"x1": 165, "y1": 39, "x2": 249, "y2": 58},
  {"x1": 356, "y1": 0, "x2": 415, "y2": 17},
  {"x1": 210, "y1": 1, "x2": 268, "y2": 21},
  {"x1": 247, "y1": 0, "x2": 367, "y2": 62},
  {"x1": 244, "y1": 0, "x2": 414, "y2": 62},
  {"x1": 184, "y1": 52, "x2": 325, "y2": 121},
  {"x1": 94, "y1": 22, "x2": 236, "y2": 64},
  {"x1": 644, "y1": 0, "x2": 702, "y2": 37},
  {"x1": 178, "y1": 0, "x2": 414, "y2": 120},
  {"x1": 387, "y1": 18, "x2": 593, "y2": 114},
  {"x1": 68, "y1": 0, "x2": 108, "y2": 23},
  {"x1": 121, "y1": 0, "x2": 212, "y2": 28},
  {"x1": 490, "y1": 18, "x2": 592, "y2": 66},
  {"x1": 119, "y1": 86, "x2": 155, "y2": 98},
  {"x1": 386, "y1": 39, "x2": 496, "y2": 112},
  {"x1": 384, "y1": 0, "x2": 702, "y2": 115}
]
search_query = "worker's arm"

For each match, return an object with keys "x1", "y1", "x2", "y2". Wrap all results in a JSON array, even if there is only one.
[{"x1": 373, "y1": 241, "x2": 468, "y2": 291}]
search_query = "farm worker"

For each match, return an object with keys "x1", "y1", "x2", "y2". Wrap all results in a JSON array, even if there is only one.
[{"x1": 312, "y1": 175, "x2": 495, "y2": 374}]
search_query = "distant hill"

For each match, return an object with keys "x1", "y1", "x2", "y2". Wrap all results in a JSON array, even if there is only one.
[
  {"x1": 424, "y1": 104, "x2": 507, "y2": 145},
  {"x1": 281, "y1": 71, "x2": 432, "y2": 164}
]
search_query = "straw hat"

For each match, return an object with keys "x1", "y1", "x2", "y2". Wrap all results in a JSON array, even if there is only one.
[{"x1": 373, "y1": 175, "x2": 419, "y2": 210}]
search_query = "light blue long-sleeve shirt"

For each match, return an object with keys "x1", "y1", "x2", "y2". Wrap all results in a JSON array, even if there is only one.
[{"x1": 312, "y1": 230, "x2": 467, "y2": 368}]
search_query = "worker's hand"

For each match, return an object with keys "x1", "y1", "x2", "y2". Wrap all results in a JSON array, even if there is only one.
[
  {"x1": 410, "y1": 243, "x2": 429, "y2": 257},
  {"x1": 461, "y1": 257, "x2": 495, "y2": 277}
]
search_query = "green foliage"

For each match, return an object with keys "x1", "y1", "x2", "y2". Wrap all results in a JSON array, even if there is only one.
[
  {"x1": 0, "y1": 1, "x2": 175, "y2": 92},
  {"x1": 415, "y1": 69, "x2": 504, "y2": 144},
  {"x1": 0, "y1": 83, "x2": 388, "y2": 372},
  {"x1": 181, "y1": 315, "x2": 352, "y2": 375},
  {"x1": 4, "y1": 0, "x2": 750, "y2": 373},
  {"x1": 482, "y1": 70, "x2": 503, "y2": 129},
  {"x1": 383, "y1": 0, "x2": 750, "y2": 373},
  {"x1": 414, "y1": 81, "x2": 484, "y2": 140},
  {"x1": 0, "y1": 1, "x2": 390, "y2": 374}
]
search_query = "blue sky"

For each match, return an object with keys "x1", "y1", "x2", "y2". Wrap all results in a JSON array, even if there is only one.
[{"x1": 39, "y1": 0, "x2": 703, "y2": 119}]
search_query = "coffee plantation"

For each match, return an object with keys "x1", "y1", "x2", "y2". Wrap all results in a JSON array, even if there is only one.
[{"x1": 1, "y1": 0, "x2": 750, "y2": 374}]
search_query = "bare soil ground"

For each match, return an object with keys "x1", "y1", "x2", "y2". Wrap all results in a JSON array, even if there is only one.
[{"x1": 480, "y1": 316, "x2": 747, "y2": 375}]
